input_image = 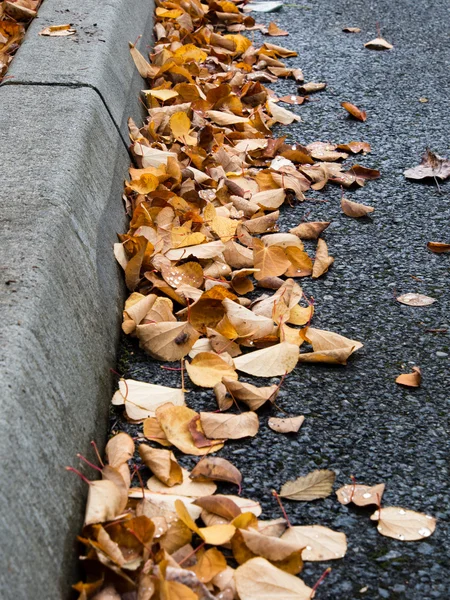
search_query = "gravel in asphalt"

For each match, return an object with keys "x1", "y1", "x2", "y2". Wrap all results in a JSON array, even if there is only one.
[{"x1": 111, "y1": 1, "x2": 450, "y2": 598}]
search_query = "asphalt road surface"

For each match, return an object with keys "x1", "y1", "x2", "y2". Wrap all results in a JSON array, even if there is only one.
[{"x1": 112, "y1": 1, "x2": 450, "y2": 598}]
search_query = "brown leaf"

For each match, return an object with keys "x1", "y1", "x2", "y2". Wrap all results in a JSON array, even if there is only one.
[
  {"x1": 84, "y1": 480, "x2": 124, "y2": 526},
  {"x1": 147, "y1": 467, "x2": 217, "y2": 497},
  {"x1": 279, "y1": 469, "x2": 336, "y2": 501},
  {"x1": 341, "y1": 197, "x2": 374, "y2": 217},
  {"x1": 190, "y1": 457, "x2": 242, "y2": 490},
  {"x1": 194, "y1": 495, "x2": 241, "y2": 520},
  {"x1": 396, "y1": 293, "x2": 436, "y2": 306},
  {"x1": 223, "y1": 298, "x2": 275, "y2": 340},
  {"x1": 112, "y1": 379, "x2": 185, "y2": 420},
  {"x1": 395, "y1": 366, "x2": 421, "y2": 387},
  {"x1": 312, "y1": 238, "x2": 334, "y2": 278},
  {"x1": 139, "y1": 445, "x2": 182, "y2": 487},
  {"x1": 268, "y1": 415, "x2": 304, "y2": 433},
  {"x1": 39, "y1": 24, "x2": 76, "y2": 36},
  {"x1": 234, "y1": 342, "x2": 299, "y2": 377},
  {"x1": 222, "y1": 378, "x2": 278, "y2": 410},
  {"x1": 298, "y1": 82, "x2": 327, "y2": 94},
  {"x1": 143, "y1": 417, "x2": 172, "y2": 447},
  {"x1": 232, "y1": 528, "x2": 303, "y2": 574},
  {"x1": 289, "y1": 221, "x2": 331, "y2": 240},
  {"x1": 404, "y1": 149, "x2": 450, "y2": 181},
  {"x1": 235, "y1": 557, "x2": 313, "y2": 600},
  {"x1": 136, "y1": 321, "x2": 200, "y2": 361},
  {"x1": 364, "y1": 36, "x2": 393, "y2": 50},
  {"x1": 266, "y1": 22, "x2": 289, "y2": 36},
  {"x1": 253, "y1": 238, "x2": 291, "y2": 280},
  {"x1": 105, "y1": 432, "x2": 134, "y2": 468},
  {"x1": 282, "y1": 525, "x2": 347, "y2": 561},
  {"x1": 341, "y1": 101, "x2": 367, "y2": 121},
  {"x1": 370, "y1": 507, "x2": 436, "y2": 541},
  {"x1": 186, "y1": 352, "x2": 238, "y2": 388},
  {"x1": 336, "y1": 141, "x2": 371, "y2": 154},
  {"x1": 190, "y1": 548, "x2": 227, "y2": 584},
  {"x1": 200, "y1": 411, "x2": 259, "y2": 440},
  {"x1": 427, "y1": 241, "x2": 450, "y2": 253},
  {"x1": 343, "y1": 27, "x2": 361, "y2": 33},
  {"x1": 278, "y1": 95, "x2": 306, "y2": 105},
  {"x1": 336, "y1": 483, "x2": 385, "y2": 506},
  {"x1": 156, "y1": 404, "x2": 224, "y2": 456}
]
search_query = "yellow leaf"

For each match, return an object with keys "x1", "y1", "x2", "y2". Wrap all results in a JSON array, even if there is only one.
[{"x1": 129, "y1": 172, "x2": 160, "y2": 194}]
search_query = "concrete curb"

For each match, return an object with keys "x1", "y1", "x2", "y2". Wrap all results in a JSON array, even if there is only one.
[{"x1": 0, "y1": 2, "x2": 154, "y2": 598}]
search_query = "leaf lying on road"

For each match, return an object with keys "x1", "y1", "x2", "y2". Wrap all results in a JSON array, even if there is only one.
[
  {"x1": 364, "y1": 36, "x2": 393, "y2": 50},
  {"x1": 312, "y1": 238, "x2": 334, "y2": 278},
  {"x1": 233, "y1": 342, "x2": 300, "y2": 377},
  {"x1": 112, "y1": 379, "x2": 185, "y2": 420},
  {"x1": 235, "y1": 557, "x2": 313, "y2": 600},
  {"x1": 280, "y1": 469, "x2": 336, "y2": 501},
  {"x1": 341, "y1": 197, "x2": 374, "y2": 217},
  {"x1": 427, "y1": 241, "x2": 450, "y2": 253},
  {"x1": 341, "y1": 101, "x2": 367, "y2": 121},
  {"x1": 190, "y1": 457, "x2": 242, "y2": 491},
  {"x1": 268, "y1": 415, "x2": 305, "y2": 433},
  {"x1": 395, "y1": 366, "x2": 421, "y2": 387},
  {"x1": 370, "y1": 507, "x2": 436, "y2": 541},
  {"x1": 396, "y1": 293, "x2": 436, "y2": 306},
  {"x1": 404, "y1": 149, "x2": 450, "y2": 181},
  {"x1": 282, "y1": 525, "x2": 347, "y2": 561},
  {"x1": 185, "y1": 352, "x2": 238, "y2": 388},
  {"x1": 336, "y1": 483, "x2": 385, "y2": 506},
  {"x1": 200, "y1": 411, "x2": 259, "y2": 440}
]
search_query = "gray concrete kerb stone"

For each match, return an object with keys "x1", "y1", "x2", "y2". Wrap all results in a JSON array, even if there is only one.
[
  {"x1": 0, "y1": 84, "x2": 129, "y2": 599},
  {"x1": 0, "y1": 0, "x2": 157, "y2": 597},
  {"x1": 3, "y1": 0, "x2": 155, "y2": 140}
]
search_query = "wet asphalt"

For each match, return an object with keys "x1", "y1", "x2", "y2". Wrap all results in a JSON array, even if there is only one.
[{"x1": 111, "y1": 1, "x2": 450, "y2": 598}]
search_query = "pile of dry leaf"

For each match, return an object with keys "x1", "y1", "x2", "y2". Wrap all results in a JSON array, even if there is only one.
[
  {"x1": 69, "y1": 0, "x2": 437, "y2": 598},
  {"x1": 0, "y1": 0, "x2": 40, "y2": 79}
]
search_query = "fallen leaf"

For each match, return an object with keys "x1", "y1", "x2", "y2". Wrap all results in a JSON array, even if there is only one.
[
  {"x1": 343, "y1": 27, "x2": 361, "y2": 33},
  {"x1": 243, "y1": 1, "x2": 284, "y2": 12},
  {"x1": 105, "y1": 432, "x2": 135, "y2": 468},
  {"x1": 190, "y1": 457, "x2": 242, "y2": 490},
  {"x1": 139, "y1": 445, "x2": 182, "y2": 487},
  {"x1": 364, "y1": 36, "x2": 393, "y2": 50},
  {"x1": 370, "y1": 507, "x2": 436, "y2": 541},
  {"x1": 289, "y1": 221, "x2": 331, "y2": 239},
  {"x1": 232, "y1": 528, "x2": 303, "y2": 574},
  {"x1": 341, "y1": 101, "x2": 367, "y2": 121},
  {"x1": 234, "y1": 342, "x2": 300, "y2": 377},
  {"x1": 186, "y1": 352, "x2": 238, "y2": 388},
  {"x1": 282, "y1": 525, "x2": 347, "y2": 561},
  {"x1": 266, "y1": 22, "x2": 289, "y2": 36},
  {"x1": 222, "y1": 378, "x2": 278, "y2": 410},
  {"x1": 84, "y1": 480, "x2": 124, "y2": 526},
  {"x1": 223, "y1": 298, "x2": 275, "y2": 340},
  {"x1": 312, "y1": 238, "x2": 334, "y2": 278},
  {"x1": 39, "y1": 24, "x2": 76, "y2": 36},
  {"x1": 427, "y1": 241, "x2": 450, "y2": 253},
  {"x1": 235, "y1": 557, "x2": 313, "y2": 600},
  {"x1": 136, "y1": 321, "x2": 200, "y2": 361},
  {"x1": 395, "y1": 366, "x2": 421, "y2": 387},
  {"x1": 190, "y1": 548, "x2": 227, "y2": 583},
  {"x1": 200, "y1": 411, "x2": 259, "y2": 440},
  {"x1": 278, "y1": 95, "x2": 306, "y2": 105},
  {"x1": 336, "y1": 483, "x2": 385, "y2": 506},
  {"x1": 404, "y1": 149, "x2": 450, "y2": 181},
  {"x1": 112, "y1": 379, "x2": 185, "y2": 420},
  {"x1": 280, "y1": 469, "x2": 336, "y2": 501},
  {"x1": 253, "y1": 238, "x2": 291, "y2": 281},
  {"x1": 147, "y1": 467, "x2": 217, "y2": 497},
  {"x1": 268, "y1": 100, "x2": 301, "y2": 125},
  {"x1": 156, "y1": 404, "x2": 224, "y2": 456},
  {"x1": 298, "y1": 82, "x2": 326, "y2": 94},
  {"x1": 341, "y1": 197, "x2": 374, "y2": 217},
  {"x1": 396, "y1": 293, "x2": 436, "y2": 307},
  {"x1": 175, "y1": 500, "x2": 236, "y2": 545},
  {"x1": 268, "y1": 415, "x2": 305, "y2": 433},
  {"x1": 194, "y1": 495, "x2": 242, "y2": 520}
]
